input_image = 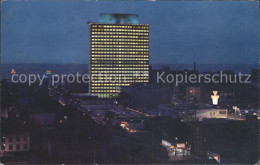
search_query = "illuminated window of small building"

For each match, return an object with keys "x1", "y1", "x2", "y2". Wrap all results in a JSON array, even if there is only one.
[
  {"x1": 219, "y1": 111, "x2": 226, "y2": 114},
  {"x1": 9, "y1": 145, "x2": 13, "y2": 150}
]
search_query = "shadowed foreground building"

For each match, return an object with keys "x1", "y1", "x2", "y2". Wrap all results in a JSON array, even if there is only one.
[{"x1": 89, "y1": 13, "x2": 149, "y2": 98}]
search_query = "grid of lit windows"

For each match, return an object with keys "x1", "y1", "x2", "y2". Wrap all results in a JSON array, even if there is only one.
[{"x1": 89, "y1": 23, "x2": 149, "y2": 98}]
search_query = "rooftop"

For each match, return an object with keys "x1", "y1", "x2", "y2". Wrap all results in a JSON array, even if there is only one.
[{"x1": 99, "y1": 13, "x2": 139, "y2": 24}]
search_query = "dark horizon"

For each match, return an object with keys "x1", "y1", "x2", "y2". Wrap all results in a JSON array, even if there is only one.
[{"x1": 1, "y1": 63, "x2": 259, "y2": 65}]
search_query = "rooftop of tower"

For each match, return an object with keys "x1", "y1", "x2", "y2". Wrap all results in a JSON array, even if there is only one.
[{"x1": 99, "y1": 13, "x2": 139, "y2": 24}]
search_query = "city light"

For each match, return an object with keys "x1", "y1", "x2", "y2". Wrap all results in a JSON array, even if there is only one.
[{"x1": 211, "y1": 91, "x2": 219, "y2": 105}]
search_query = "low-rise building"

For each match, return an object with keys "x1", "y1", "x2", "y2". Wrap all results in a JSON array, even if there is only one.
[
  {"x1": 158, "y1": 101, "x2": 228, "y2": 122},
  {"x1": 0, "y1": 132, "x2": 30, "y2": 157}
]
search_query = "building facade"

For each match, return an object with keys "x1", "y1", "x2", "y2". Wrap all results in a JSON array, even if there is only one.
[
  {"x1": 89, "y1": 13, "x2": 149, "y2": 98},
  {"x1": 0, "y1": 132, "x2": 30, "y2": 157},
  {"x1": 186, "y1": 86, "x2": 201, "y2": 103}
]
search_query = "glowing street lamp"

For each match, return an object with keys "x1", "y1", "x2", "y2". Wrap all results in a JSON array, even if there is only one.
[
  {"x1": 211, "y1": 91, "x2": 219, "y2": 105},
  {"x1": 10, "y1": 69, "x2": 16, "y2": 75}
]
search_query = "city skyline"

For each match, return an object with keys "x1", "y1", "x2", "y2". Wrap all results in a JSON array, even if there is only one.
[
  {"x1": 2, "y1": 1, "x2": 259, "y2": 64},
  {"x1": 1, "y1": 1, "x2": 259, "y2": 164}
]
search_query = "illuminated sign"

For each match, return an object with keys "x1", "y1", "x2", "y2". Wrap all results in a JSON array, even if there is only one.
[
  {"x1": 162, "y1": 140, "x2": 171, "y2": 147},
  {"x1": 176, "y1": 143, "x2": 186, "y2": 148},
  {"x1": 211, "y1": 91, "x2": 219, "y2": 105}
]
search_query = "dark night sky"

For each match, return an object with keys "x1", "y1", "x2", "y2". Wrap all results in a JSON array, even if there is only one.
[{"x1": 1, "y1": 1, "x2": 259, "y2": 64}]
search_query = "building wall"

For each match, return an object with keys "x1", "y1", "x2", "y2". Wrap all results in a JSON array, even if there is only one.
[
  {"x1": 29, "y1": 113, "x2": 55, "y2": 127},
  {"x1": 0, "y1": 132, "x2": 30, "y2": 156},
  {"x1": 121, "y1": 84, "x2": 173, "y2": 112},
  {"x1": 186, "y1": 86, "x2": 201, "y2": 103},
  {"x1": 158, "y1": 104, "x2": 177, "y2": 117},
  {"x1": 196, "y1": 109, "x2": 227, "y2": 121},
  {"x1": 179, "y1": 109, "x2": 228, "y2": 122}
]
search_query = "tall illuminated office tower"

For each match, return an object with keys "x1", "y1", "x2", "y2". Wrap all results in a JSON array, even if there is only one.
[{"x1": 89, "y1": 13, "x2": 149, "y2": 98}]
